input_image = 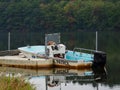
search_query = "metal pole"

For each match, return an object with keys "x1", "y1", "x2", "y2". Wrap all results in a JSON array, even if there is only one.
[
  {"x1": 60, "y1": 83, "x2": 61, "y2": 90},
  {"x1": 45, "y1": 34, "x2": 47, "y2": 57},
  {"x1": 45, "y1": 76, "x2": 48, "y2": 90},
  {"x1": 58, "y1": 33, "x2": 60, "y2": 44},
  {"x1": 8, "y1": 32, "x2": 10, "y2": 51},
  {"x1": 96, "y1": 31, "x2": 98, "y2": 51},
  {"x1": 97, "y1": 83, "x2": 99, "y2": 90}
]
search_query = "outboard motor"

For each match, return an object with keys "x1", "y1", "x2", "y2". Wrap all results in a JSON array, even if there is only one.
[{"x1": 93, "y1": 51, "x2": 106, "y2": 67}]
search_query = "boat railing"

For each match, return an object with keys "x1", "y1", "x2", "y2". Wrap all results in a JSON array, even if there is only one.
[
  {"x1": 73, "y1": 48, "x2": 98, "y2": 58},
  {"x1": 73, "y1": 48, "x2": 105, "y2": 57},
  {"x1": 73, "y1": 47, "x2": 103, "y2": 54}
]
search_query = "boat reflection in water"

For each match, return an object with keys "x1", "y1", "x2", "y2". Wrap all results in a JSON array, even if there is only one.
[{"x1": 28, "y1": 67, "x2": 107, "y2": 90}]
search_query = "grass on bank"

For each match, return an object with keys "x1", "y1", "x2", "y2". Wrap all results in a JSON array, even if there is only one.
[{"x1": 0, "y1": 76, "x2": 35, "y2": 90}]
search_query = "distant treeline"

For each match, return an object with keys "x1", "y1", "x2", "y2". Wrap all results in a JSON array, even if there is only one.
[{"x1": 0, "y1": 0, "x2": 120, "y2": 32}]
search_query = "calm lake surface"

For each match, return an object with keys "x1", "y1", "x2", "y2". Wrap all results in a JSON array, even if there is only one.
[{"x1": 0, "y1": 31, "x2": 120, "y2": 90}]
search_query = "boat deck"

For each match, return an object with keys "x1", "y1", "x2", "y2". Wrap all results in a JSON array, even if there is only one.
[{"x1": 65, "y1": 50, "x2": 94, "y2": 62}]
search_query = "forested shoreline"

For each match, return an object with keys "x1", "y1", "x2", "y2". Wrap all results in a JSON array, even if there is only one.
[{"x1": 0, "y1": 0, "x2": 120, "y2": 32}]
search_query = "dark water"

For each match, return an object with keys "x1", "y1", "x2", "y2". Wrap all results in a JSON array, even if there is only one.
[{"x1": 0, "y1": 31, "x2": 120, "y2": 90}]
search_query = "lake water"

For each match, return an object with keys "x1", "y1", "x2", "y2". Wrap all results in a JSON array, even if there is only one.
[{"x1": 0, "y1": 31, "x2": 120, "y2": 90}]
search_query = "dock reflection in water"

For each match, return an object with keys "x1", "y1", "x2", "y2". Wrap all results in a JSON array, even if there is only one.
[{"x1": 0, "y1": 67, "x2": 107, "y2": 90}]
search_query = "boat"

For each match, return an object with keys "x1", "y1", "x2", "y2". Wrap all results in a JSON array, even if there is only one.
[{"x1": 18, "y1": 33, "x2": 106, "y2": 69}]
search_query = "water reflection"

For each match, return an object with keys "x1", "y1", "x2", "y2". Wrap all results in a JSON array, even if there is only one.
[
  {"x1": 27, "y1": 67, "x2": 107, "y2": 90},
  {"x1": 0, "y1": 67, "x2": 106, "y2": 90},
  {"x1": 1, "y1": 66, "x2": 119, "y2": 90}
]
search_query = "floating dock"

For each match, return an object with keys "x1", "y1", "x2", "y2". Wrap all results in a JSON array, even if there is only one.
[
  {"x1": 0, "y1": 49, "x2": 106, "y2": 69},
  {"x1": 0, "y1": 55, "x2": 92, "y2": 69}
]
